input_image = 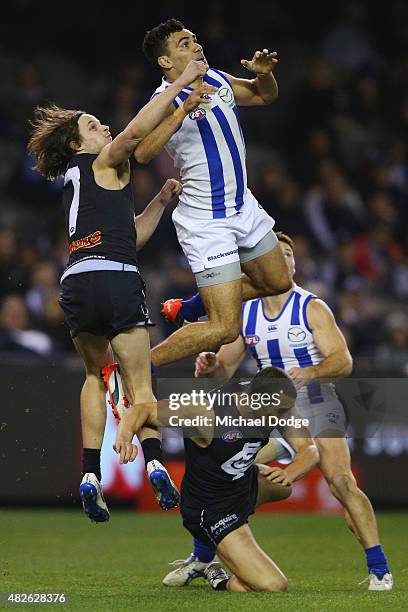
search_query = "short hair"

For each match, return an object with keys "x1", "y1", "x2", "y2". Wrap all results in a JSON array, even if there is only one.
[
  {"x1": 142, "y1": 18, "x2": 185, "y2": 66},
  {"x1": 275, "y1": 231, "x2": 294, "y2": 250},
  {"x1": 27, "y1": 104, "x2": 84, "y2": 181},
  {"x1": 247, "y1": 366, "x2": 297, "y2": 402}
]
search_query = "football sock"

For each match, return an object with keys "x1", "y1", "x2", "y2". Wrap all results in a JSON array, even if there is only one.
[
  {"x1": 193, "y1": 537, "x2": 216, "y2": 563},
  {"x1": 181, "y1": 293, "x2": 206, "y2": 322},
  {"x1": 141, "y1": 438, "x2": 162, "y2": 467},
  {"x1": 83, "y1": 448, "x2": 101, "y2": 482},
  {"x1": 365, "y1": 544, "x2": 390, "y2": 578}
]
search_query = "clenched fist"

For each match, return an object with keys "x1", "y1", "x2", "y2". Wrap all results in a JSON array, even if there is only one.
[{"x1": 158, "y1": 178, "x2": 183, "y2": 206}]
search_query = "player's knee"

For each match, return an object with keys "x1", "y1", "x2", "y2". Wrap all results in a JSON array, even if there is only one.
[
  {"x1": 268, "y1": 272, "x2": 291, "y2": 295},
  {"x1": 210, "y1": 320, "x2": 241, "y2": 345},
  {"x1": 329, "y1": 472, "x2": 357, "y2": 500},
  {"x1": 255, "y1": 574, "x2": 288, "y2": 592}
]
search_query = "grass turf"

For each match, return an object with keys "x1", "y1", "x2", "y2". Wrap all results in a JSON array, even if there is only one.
[{"x1": 0, "y1": 510, "x2": 406, "y2": 611}]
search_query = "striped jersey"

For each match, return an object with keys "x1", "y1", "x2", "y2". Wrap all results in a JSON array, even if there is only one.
[
  {"x1": 152, "y1": 68, "x2": 247, "y2": 219},
  {"x1": 241, "y1": 285, "x2": 338, "y2": 408}
]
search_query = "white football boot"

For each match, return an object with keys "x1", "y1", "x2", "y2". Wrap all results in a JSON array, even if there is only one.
[
  {"x1": 79, "y1": 473, "x2": 110, "y2": 523},
  {"x1": 163, "y1": 553, "x2": 211, "y2": 586}
]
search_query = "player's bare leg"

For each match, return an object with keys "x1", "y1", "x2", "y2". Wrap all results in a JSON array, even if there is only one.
[
  {"x1": 240, "y1": 241, "x2": 291, "y2": 299},
  {"x1": 110, "y1": 327, "x2": 179, "y2": 509},
  {"x1": 74, "y1": 332, "x2": 112, "y2": 522},
  {"x1": 152, "y1": 279, "x2": 243, "y2": 367},
  {"x1": 214, "y1": 525, "x2": 288, "y2": 592},
  {"x1": 316, "y1": 436, "x2": 392, "y2": 590},
  {"x1": 162, "y1": 243, "x2": 291, "y2": 328},
  {"x1": 317, "y1": 437, "x2": 379, "y2": 547}
]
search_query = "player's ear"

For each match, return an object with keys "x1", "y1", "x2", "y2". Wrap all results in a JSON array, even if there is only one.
[
  {"x1": 69, "y1": 140, "x2": 81, "y2": 152},
  {"x1": 158, "y1": 55, "x2": 172, "y2": 71}
]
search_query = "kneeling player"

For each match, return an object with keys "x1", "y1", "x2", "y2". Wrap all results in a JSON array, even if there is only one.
[{"x1": 115, "y1": 367, "x2": 319, "y2": 592}]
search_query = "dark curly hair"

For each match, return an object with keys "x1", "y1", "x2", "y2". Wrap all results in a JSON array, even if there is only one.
[
  {"x1": 142, "y1": 18, "x2": 185, "y2": 67},
  {"x1": 27, "y1": 104, "x2": 84, "y2": 180}
]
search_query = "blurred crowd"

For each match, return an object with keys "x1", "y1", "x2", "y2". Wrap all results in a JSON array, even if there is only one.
[{"x1": 0, "y1": 1, "x2": 407, "y2": 374}]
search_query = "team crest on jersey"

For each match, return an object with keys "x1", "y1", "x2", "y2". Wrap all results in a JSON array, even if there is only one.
[
  {"x1": 218, "y1": 87, "x2": 234, "y2": 106},
  {"x1": 222, "y1": 430, "x2": 243, "y2": 443},
  {"x1": 287, "y1": 327, "x2": 306, "y2": 343},
  {"x1": 189, "y1": 108, "x2": 206, "y2": 121},
  {"x1": 244, "y1": 334, "x2": 260, "y2": 346}
]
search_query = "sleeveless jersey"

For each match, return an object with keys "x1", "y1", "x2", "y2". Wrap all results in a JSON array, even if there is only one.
[
  {"x1": 62, "y1": 153, "x2": 137, "y2": 275},
  {"x1": 241, "y1": 285, "x2": 338, "y2": 408},
  {"x1": 182, "y1": 380, "x2": 270, "y2": 506},
  {"x1": 152, "y1": 68, "x2": 248, "y2": 220}
]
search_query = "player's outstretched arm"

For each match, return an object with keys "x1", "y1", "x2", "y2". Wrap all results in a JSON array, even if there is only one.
[
  {"x1": 263, "y1": 412, "x2": 319, "y2": 484},
  {"x1": 223, "y1": 49, "x2": 279, "y2": 107},
  {"x1": 194, "y1": 335, "x2": 247, "y2": 380},
  {"x1": 135, "y1": 179, "x2": 182, "y2": 251},
  {"x1": 135, "y1": 84, "x2": 217, "y2": 164},
  {"x1": 287, "y1": 300, "x2": 353, "y2": 390},
  {"x1": 96, "y1": 60, "x2": 208, "y2": 169}
]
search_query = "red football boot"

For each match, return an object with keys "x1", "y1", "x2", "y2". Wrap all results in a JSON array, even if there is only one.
[
  {"x1": 101, "y1": 363, "x2": 129, "y2": 421},
  {"x1": 161, "y1": 298, "x2": 185, "y2": 328}
]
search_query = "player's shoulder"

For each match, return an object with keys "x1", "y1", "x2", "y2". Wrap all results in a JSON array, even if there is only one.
[
  {"x1": 206, "y1": 67, "x2": 232, "y2": 88},
  {"x1": 151, "y1": 78, "x2": 168, "y2": 97}
]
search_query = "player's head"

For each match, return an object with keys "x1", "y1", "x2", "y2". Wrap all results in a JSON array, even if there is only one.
[
  {"x1": 28, "y1": 105, "x2": 111, "y2": 180},
  {"x1": 143, "y1": 18, "x2": 207, "y2": 78},
  {"x1": 238, "y1": 366, "x2": 297, "y2": 416},
  {"x1": 276, "y1": 231, "x2": 295, "y2": 278}
]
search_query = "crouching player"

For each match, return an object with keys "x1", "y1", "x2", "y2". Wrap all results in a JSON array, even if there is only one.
[{"x1": 114, "y1": 367, "x2": 319, "y2": 593}]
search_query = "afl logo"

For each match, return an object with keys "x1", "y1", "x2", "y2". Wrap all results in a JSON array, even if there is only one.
[
  {"x1": 288, "y1": 327, "x2": 306, "y2": 342},
  {"x1": 218, "y1": 87, "x2": 233, "y2": 104},
  {"x1": 244, "y1": 334, "x2": 260, "y2": 346},
  {"x1": 189, "y1": 108, "x2": 206, "y2": 121},
  {"x1": 222, "y1": 430, "x2": 243, "y2": 443}
]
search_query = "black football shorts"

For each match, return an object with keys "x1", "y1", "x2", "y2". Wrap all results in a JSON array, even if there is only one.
[
  {"x1": 59, "y1": 270, "x2": 151, "y2": 340},
  {"x1": 180, "y1": 470, "x2": 259, "y2": 547}
]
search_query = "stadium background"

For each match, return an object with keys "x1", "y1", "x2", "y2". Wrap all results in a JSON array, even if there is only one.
[{"x1": 1, "y1": 0, "x2": 408, "y2": 512}]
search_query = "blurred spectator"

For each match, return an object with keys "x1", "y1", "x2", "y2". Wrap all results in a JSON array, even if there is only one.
[
  {"x1": 0, "y1": 294, "x2": 52, "y2": 356},
  {"x1": 375, "y1": 313, "x2": 408, "y2": 375}
]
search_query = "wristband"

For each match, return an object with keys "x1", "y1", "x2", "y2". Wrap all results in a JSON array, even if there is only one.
[{"x1": 173, "y1": 106, "x2": 187, "y2": 121}]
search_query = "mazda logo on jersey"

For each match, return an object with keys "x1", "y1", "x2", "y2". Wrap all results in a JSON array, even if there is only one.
[
  {"x1": 189, "y1": 108, "x2": 206, "y2": 121},
  {"x1": 218, "y1": 87, "x2": 233, "y2": 105},
  {"x1": 244, "y1": 334, "x2": 260, "y2": 346},
  {"x1": 222, "y1": 430, "x2": 243, "y2": 443},
  {"x1": 287, "y1": 327, "x2": 306, "y2": 342}
]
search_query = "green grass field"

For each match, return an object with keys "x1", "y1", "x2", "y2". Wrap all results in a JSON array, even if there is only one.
[{"x1": 1, "y1": 510, "x2": 406, "y2": 611}]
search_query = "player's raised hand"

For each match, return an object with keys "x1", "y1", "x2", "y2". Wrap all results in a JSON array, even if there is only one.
[
  {"x1": 183, "y1": 84, "x2": 218, "y2": 114},
  {"x1": 177, "y1": 59, "x2": 208, "y2": 88},
  {"x1": 195, "y1": 351, "x2": 217, "y2": 378},
  {"x1": 241, "y1": 49, "x2": 278, "y2": 74},
  {"x1": 159, "y1": 178, "x2": 183, "y2": 206}
]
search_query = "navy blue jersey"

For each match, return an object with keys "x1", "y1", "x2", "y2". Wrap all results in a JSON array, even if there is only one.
[
  {"x1": 62, "y1": 153, "x2": 137, "y2": 270},
  {"x1": 181, "y1": 381, "x2": 271, "y2": 508}
]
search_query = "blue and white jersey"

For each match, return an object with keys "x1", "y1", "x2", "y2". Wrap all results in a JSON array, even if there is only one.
[
  {"x1": 152, "y1": 68, "x2": 248, "y2": 220},
  {"x1": 241, "y1": 285, "x2": 338, "y2": 409}
]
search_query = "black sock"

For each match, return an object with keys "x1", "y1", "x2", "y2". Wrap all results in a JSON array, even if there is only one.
[
  {"x1": 83, "y1": 448, "x2": 101, "y2": 482},
  {"x1": 141, "y1": 438, "x2": 162, "y2": 466}
]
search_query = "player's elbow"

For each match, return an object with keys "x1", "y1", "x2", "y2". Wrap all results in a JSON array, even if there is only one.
[
  {"x1": 261, "y1": 89, "x2": 278, "y2": 105},
  {"x1": 134, "y1": 147, "x2": 150, "y2": 165}
]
